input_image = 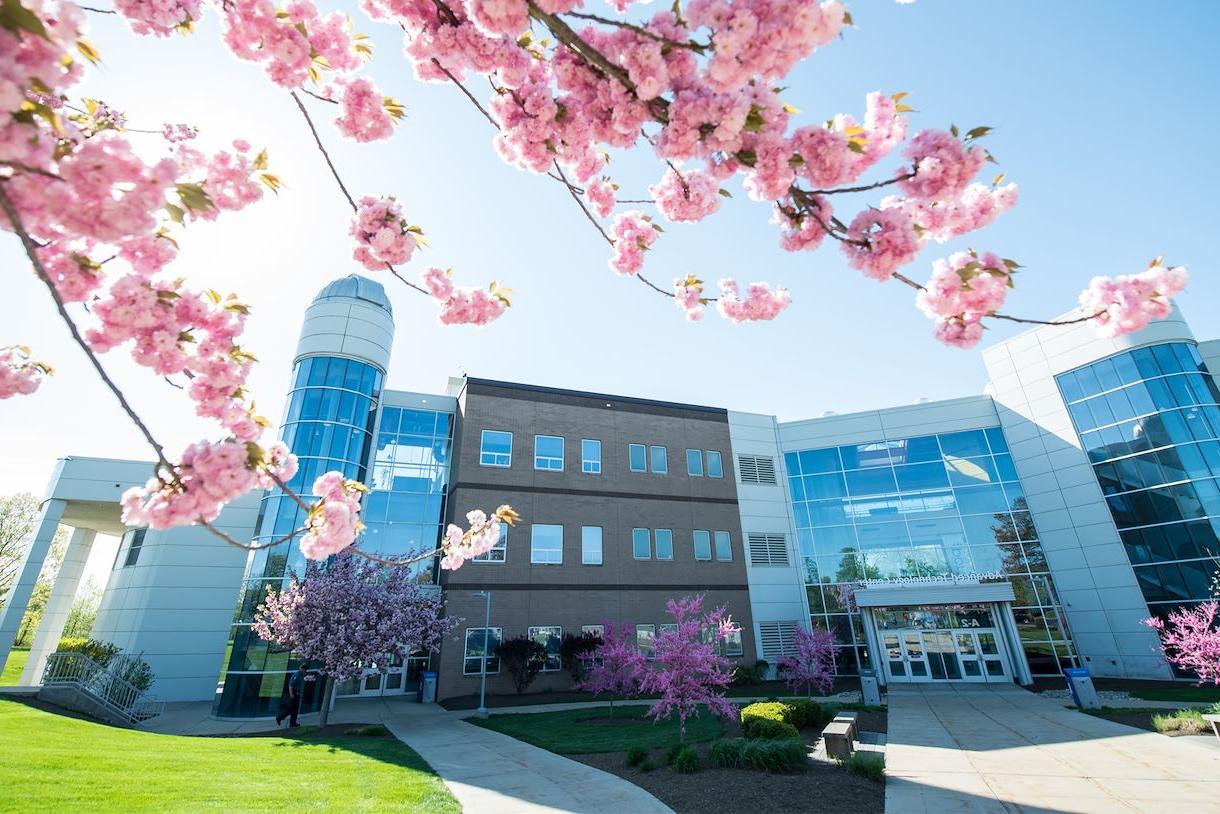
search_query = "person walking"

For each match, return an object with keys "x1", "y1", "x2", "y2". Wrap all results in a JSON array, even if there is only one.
[{"x1": 277, "y1": 663, "x2": 308, "y2": 727}]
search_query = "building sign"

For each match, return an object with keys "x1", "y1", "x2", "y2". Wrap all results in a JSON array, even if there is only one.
[{"x1": 859, "y1": 572, "x2": 1006, "y2": 588}]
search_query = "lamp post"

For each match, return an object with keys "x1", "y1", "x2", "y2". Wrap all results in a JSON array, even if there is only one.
[{"x1": 474, "y1": 591, "x2": 491, "y2": 719}]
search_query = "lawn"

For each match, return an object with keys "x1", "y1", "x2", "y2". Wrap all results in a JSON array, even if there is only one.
[
  {"x1": 466, "y1": 704, "x2": 724, "y2": 753},
  {"x1": 0, "y1": 648, "x2": 29, "y2": 685},
  {"x1": 1130, "y1": 686, "x2": 1220, "y2": 704},
  {"x1": 0, "y1": 698, "x2": 458, "y2": 813}
]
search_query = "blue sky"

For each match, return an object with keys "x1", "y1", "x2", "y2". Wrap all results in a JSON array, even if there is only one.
[{"x1": 2, "y1": 0, "x2": 1218, "y2": 499}]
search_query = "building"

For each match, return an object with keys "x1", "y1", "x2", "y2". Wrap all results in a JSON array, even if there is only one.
[{"x1": 1, "y1": 274, "x2": 1215, "y2": 716}]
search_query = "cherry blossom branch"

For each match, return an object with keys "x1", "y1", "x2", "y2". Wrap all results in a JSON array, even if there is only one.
[
  {"x1": 300, "y1": 88, "x2": 338, "y2": 105},
  {"x1": 430, "y1": 58, "x2": 498, "y2": 127},
  {"x1": 0, "y1": 181, "x2": 173, "y2": 470},
  {"x1": 290, "y1": 90, "x2": 430, "y2": 297},
  {"x1": 78, "y1": 5, "x2": 115, "y2": 13},
  {"x1": 563, "y1": 10, "x2": 710, "y2": 53},
  {"x1": 1, "y1": 161, "x2": 63, "y2": 181},
  {"x1": 200, "y1": 519, "x2": 308, "y2": 551},
  {"x1": 808, "y1": 171, "x2": 915, "y2": 196},
  {"x1": 553, "y1": 161, "x2": 613, "y2": 246}
]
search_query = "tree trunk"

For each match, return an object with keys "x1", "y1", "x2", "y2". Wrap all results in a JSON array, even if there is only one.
[
  {"x1": 609, "y1": 695, "x2": 615, "y2": 719},
  {"x1": 318, "y1": 676, "x2": 335, "y2": 727}
]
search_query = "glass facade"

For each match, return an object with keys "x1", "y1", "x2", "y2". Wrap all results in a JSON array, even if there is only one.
[
  {"x1": 785, "y1": 428, "x2": 1076, "y2": 677},
  {"x1": 214, "y1": 356, "x2": 459, "y2": 717},
  {"x1": 1057, "y1": 342, "x2": 1220, "y2": 647}
]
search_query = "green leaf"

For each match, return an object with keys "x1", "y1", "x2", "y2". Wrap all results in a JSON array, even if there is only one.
[
  {"x1": 965, "y1": 125, "x2": 993, "y2": 140},
  {"x1": 175, "y1": 182, "x2": 216, "y2": 213},
  {"x1": 846, "y1": 140, "x2": 865, "y2": 154},
  {"x1": 0, "y1": 0, "x2": 49, "y2": 40},
  {"x1": 717, "y1": 188, "x2": 732, "y2": 198},
  {"x1": 950, "y1": 124, "x2": 959, "y2": 138},
  {"x1": 735, "y1": 149, "x2": 757, "y2": 167},
  {"x1": 164, "y1": 203, "x2": 186, "y2": 225}
]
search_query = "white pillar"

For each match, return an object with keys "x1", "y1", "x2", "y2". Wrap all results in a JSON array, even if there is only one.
[
  {"x1": 996, "y1": 601, "x2": 1034, "y2": 686},
  {"x1": 21, "y1": 527, "x2": 96, "y2": 684},
  {"x1": 0, "y1": 498, "x2": 66, "y2": 672}
]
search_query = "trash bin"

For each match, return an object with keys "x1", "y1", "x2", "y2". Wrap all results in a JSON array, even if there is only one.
[
  {"x1": 1063, "y1": 666, "x2": 1100, "y2": 710},
  {"x1": 859, "y1": 667, "x2": 882, "y2": 707},
  {"x1": 420, "y1": 671, "x2": 438, "y2": 704}
]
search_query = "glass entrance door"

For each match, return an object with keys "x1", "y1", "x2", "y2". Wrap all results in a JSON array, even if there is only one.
[
  {"x1": 884, "y1": 631, "x2": 932, "y2": 682},
  {"x1": 883, "y1": 628, "x2": 1009, "y2": 683},
  {"x1": 924, "y1": 630, "x2": 962, "y2": 680}
]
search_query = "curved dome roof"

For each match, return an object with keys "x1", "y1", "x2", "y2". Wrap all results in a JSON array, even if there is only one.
[{"x1": 311, "y1": 274, "x2": 393, "y2": 316}]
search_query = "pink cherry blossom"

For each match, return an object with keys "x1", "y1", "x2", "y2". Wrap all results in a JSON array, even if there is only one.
[
  {"x1": 772, "y1": 195, "x2": 831, "y2": 253},
  {"x1": 649, "y1": 167, "x2": 721, "y2": 223},
  {"x1": 842, "y1": 207, "x2": 921, "y2": 280},
  {"x1": 421, "y1": 267, "x2": 510, "y2": 326},
  {"x1": 299, "y1": 472, "x2": 366, "y2": 560},
  {"x1": 609, "y1": 211, "x2": 658, "y2": 275},
  {"x1": 335, "y1": 78, "x2": 396, "y2": 143},
  {"x1": 0, "y1": 345, "x2": 51, "y2": 399},
  {"x1": 716, "y1": 278, "x2": 791, "y2": 322},
  {"x1": 899, "y1": 129, "x2": 987, "y2": 203},
  {"x1": 351, "y1": 195, "x2": 418, "y2": 270},
  {"x1": 916, "y1": 250, "x2": 1013, "y2": 349},
  {"x1": 113, "y1": 0, "x2": 200, "y2": 36},
  {"x1": 1144, "y1": 601, "x2": 1220, "y2": 686},
  {"x1": 586, "y1": 179, "x2": 617, "y2": 218},
  {"x1": 672, "y1": 275, "x2": 705, "y2": 321},
  {"x1": 1079, "y1": 260, "x2": 1189, "y2": 338}
]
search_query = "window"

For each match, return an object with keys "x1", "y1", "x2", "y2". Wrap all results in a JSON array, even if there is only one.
[
  {"x1": 463, "y1": 627, "x2": 502, "y2": 674},
  {"x1": 693, "y1": 530, "x2": 712, "y2": 561},
  {"x1": 636, "y1": 624, "x2": 656, "y2": 659},
  {"x1": 528, "y1": 626, "x2": 563, "y2": 671},
  {"x1": 531, "y1": 524, "x2": 563, "y2": 565},
  {"x1": 655, "y1": 529, "x2": 674, "y2": 560},
  {"x1": 747, "y1": 533, "x2": 789, "y2": 566},
  {"x1": 582, "y1": 439, "x2": 602, "y2": 474},
  {"x1": 534, "y1": 435, "x2": 564, "y2": 471},
  {"x1": 122, "y1": 528, "x2": 146, "y2": 568},
  {"x1": 707, "y1": 450, "x2": 724, "y2": 479},
  {"x1": 757, "y1": 621, "x2": 799, "y2": 663},
  {"x1": 650, "y1": 445, "x2": 669, "y2": 474},
  {"x1": 723, "y1": 629, "x2": 744, "y2": 657},
  {"x1": 633, "y1": 527, "x2": 651, "y2": 559},
  {"x1": 473, "y1": 524, "x2": 507, "y2": 563},
  {"x1": 480, "y1": 430, "x2": 512, "y2": 467},
  {"x1": 629, "y1": 443, "x2": 647, "y2": 472},
  {"x1": 687, "y1": 449, "x2": 704, "y2": 477},
  {"x1": 714, "y1": 530, "x2": 733, "y2": 561},
  {"x1": 582, "y1": 624, "x2": 605, "y2": 638},
  {"x1": 738, "y1": 454, "x2": 777, "y2": 484},
  {"x1": 582, "y1": 526, "x2": 603, "y2": 565}
]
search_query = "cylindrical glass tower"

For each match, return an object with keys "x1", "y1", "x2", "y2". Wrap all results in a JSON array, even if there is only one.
[{"x1": 213, "y1": 275, "x2": 395, "y2": 718}]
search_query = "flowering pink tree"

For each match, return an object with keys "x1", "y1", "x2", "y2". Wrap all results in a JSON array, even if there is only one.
[
  {"x1": 639, "y1": 595, "x2": 738, "y2": 741},
  {"x1": 776, "y1": 626, "x2": 836, "y2": 698},
  {"x1": 0, "y1": 0, "x2": 1193, "y2": 560},
  {"x1": 1144, "y1": 601, "x2": 1220, "y2": 685},
  {"x1": 253, "y1": 551, "x2": 459, "y2": 725},
  {"x1": 577, "y1": 622, "x2": 644, "y2": 718}
]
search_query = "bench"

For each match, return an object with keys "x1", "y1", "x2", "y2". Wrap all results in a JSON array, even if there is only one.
[
  {"x1": 1205, "y1": 714, "x2": 1220, "y2": 740},
  {"x1": 832, "y1": 710, "x2": 859, "y2": 741},
  {"x1": 821, "y1": 720, "x2": 855, "y2": 759}
]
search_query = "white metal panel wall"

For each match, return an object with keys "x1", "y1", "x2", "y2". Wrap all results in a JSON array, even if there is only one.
[
  {"x1": 294, "y1": 298, "x2": 394, "y2": 372},
  {"x1": 728, "y1": 410, "x2": 810, "y2": 664},
  {"x1": 980, "y1": 309, "x2": 1196, "y2": 679}
]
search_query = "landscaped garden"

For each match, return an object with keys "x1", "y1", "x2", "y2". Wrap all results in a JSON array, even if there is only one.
[
  {"x1": 468, "y1": 697, "x2": 887, "y2": 814},
  {"x1": 0, "y1": 698, "x2": 459, "y2": 812},
  {"x1": 1084, "y1": 704, "x2": 1220, "y2": 739}
]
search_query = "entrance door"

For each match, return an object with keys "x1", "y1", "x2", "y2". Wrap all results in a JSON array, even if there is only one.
[
  {"x1": 924, "y1": 630, "x2": 962, "y2": 680},
  {"x1": 883, "y1": 631, "x2": 932, "y2": 682}
]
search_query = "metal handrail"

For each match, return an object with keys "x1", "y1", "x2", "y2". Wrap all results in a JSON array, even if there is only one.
[{"x1": 42, "y1": 651, "x2": 165, "y2": 725}]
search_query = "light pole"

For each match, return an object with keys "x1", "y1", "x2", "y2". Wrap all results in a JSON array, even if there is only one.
[{"x1": 474, "y1": 591, "x2": 491, "y2": 719}]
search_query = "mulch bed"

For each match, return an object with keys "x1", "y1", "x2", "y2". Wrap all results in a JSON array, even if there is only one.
[{"x1": 573, "y1": 744, "x2": 884, "y2": 814}]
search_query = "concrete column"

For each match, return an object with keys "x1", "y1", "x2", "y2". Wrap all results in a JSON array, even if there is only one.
[
  {"x1": 0, "y1": 498, "x2": 66, "y2": 673},
  {"x1": 21, "y1": 527, "x2": 96, "y2": 684},
  {"x1": 996, "y1": 601, "x2": 1034, "y2": 686}
]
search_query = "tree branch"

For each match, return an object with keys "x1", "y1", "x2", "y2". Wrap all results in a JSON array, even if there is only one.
[
  {"x1": 809, "y1": 171, "x2": 915, "y2": 196},
  {"x1": 563, "y1": 10, "x2": 710, "y2": 53}
]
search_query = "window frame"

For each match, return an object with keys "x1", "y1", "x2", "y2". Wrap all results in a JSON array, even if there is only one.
[
  {"x1": 463, "y1": 626, "x2": 503, "y2": 675},
  {"x1": 714, "y1": 530, "x2": 733, "y2": 561},
  {"x1": 528, "y1": 625, "x2": 563, "y2": 672},
  {"x1": 479, "y1": 429, "x2": 513, "y2": 468},
  {"x1": 534, "y1": 434, "x2": 565, "y2": 472},
  {"x1": 650, "y1": 445, "x2": 669, "y2": 474},
  {"x1": 122, "y1": 528, "x2": 147, "y2": 569},
  {"x1": 654, "y1": 528, "x2": 674, "y2": 561},
  {"x1": 693, "y1": 529, "x2": 712, "y2": 561},
  {"x1": 723, "y1": 629, "x2": 744, "y2": 657},
  {"x1": 632, "y1": 527, "x2": 652, "y2": 560},
  {"x1": 687, "y1": 449, "x2": 704, "y2": 477},
  {"x1": 707, "y1": 450, "x2": 724, "y2": 479},
  {"x1": 582, "y1": 624, "x2": 605, "y2": 638},
  {"x1": 530, "y1": 523, "x2": 564, "y2": 565},
  {"x1": 581, "y1": 439, "x2": 602, "y2": 475},
  {"x1": 582, "y1": 525, "x2": 603, "y2": 565},
  {"x1": 629, "y1": 443, "x2": 647, "y2": 473},
  {"x1": 472, "y1": 524, "x2": 508, "y2": 563},
  {"x1": 636, "y1": 624, "x2": 656, "y2": 660}
]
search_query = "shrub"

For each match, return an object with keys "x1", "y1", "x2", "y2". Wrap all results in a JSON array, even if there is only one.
[
  {"x1": 56, "y1": 637, "x2": 121, "y2": 666},
  {"x1": 741, "y1": 701, "x2": 789, "y2": 725},
  {"x1": 742, "y1": 717, "x2": 799, "y2": 740},
  {"x1": 731, "y1": 660, "x2": 770, "y2": 686},
  {"x1": 1207, "y1": 701, "x2": 1220, "y2": 715},
  {"x1": 107, "y1": 653, "x2": 155, "y2": 693},
  {"x1": 1152, "y1": 709, "x2": 1208, "y2": 735},
  {"x1": 786, "y1": 699, "x2": 832, "y2": 730},
  {"x1": 839, "y1": 752, "x2": 885, "y2": 782},
  {"x1": 559, "y1": 632, "x2": 602, "y2": 684},
  {"x1": 496, "y1": 636, "x2": 547, "y2": 694},
  {"x1": 665, "y1": 743, "x2": 685, "y2": 766},
  {"x1": 671, "y1": 745, "x2": 700, "y2": 774},
  {"x1": 638, "y1": 758, "x2": 655, "y2": 773},
  {"x1": 708, "y1": 738, "x2": 744, "y2": 768},
  {"x1": 625, "y1": 745, "x2": 649, "y2": 767},
  {"x1": 740, "y1": 738, "x2": 808, "y2": 773}
]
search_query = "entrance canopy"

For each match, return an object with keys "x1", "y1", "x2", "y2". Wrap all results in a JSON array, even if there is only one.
[{"x1": 854, "y1": 579, "x2": 1016, "y2": 608}]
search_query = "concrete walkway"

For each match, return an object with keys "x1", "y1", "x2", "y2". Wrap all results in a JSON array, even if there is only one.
[{"x1": 886, "y1": 683, "x2": 1220, "y2": 814}]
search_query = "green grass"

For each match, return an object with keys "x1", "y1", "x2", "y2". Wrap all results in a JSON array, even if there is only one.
[
  {"x1": 466, "y1": 704, "x2": 724, "y2": 754},
  {"x1": 0, "y1": 648, "x2": 29, "y2": 685},
  {"x1": 0, "y1": 698, "x2": 458, "y2": 812},
  {"x1": 1131, "y1": 686, "x2": 1220, "y2": 703},
  {"x1": 1152, "y1": 708, "x2": 1209, "y2": 735}
]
